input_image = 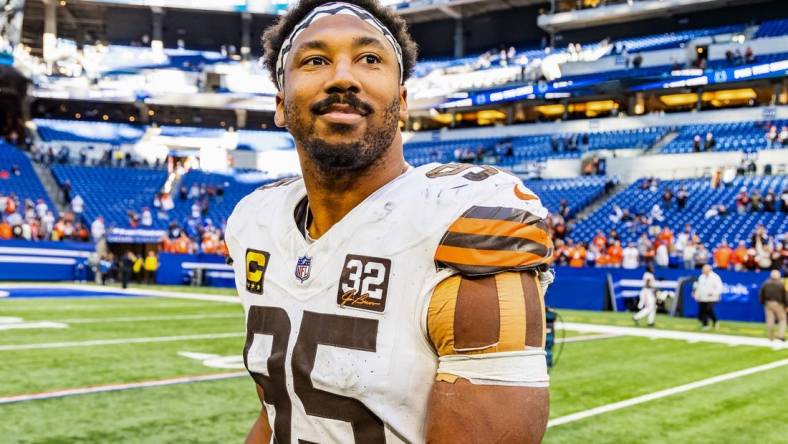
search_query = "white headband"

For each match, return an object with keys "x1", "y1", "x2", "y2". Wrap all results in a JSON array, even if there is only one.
[{"x1": 274, "y1": 1, "x2": 404, "y2": 90}]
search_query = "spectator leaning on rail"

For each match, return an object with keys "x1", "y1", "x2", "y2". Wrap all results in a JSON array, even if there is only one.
[
  {"x1": 759, "y1": 270, "x2": 786, "y2": 342},
  {"x1": 693, "y1": 264, "x2": 724, "y2": 330}
]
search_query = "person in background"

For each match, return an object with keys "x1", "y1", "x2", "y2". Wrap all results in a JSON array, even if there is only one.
[
  {"x1": 143, "y1": 251, "x2": 158, "y2": 285},
  {"x1": 694, "y1": 244, "x2": 710, "y2": 269},
  {"x1": 633, "y1": 264, "x2": 657, "y2": 327},
  {"x1": 568, "y1": 240, "x2": 587, "y2": 268},
  {"x1": 607, "y1": 240, "x2": 624, "y2": 268},
  {"x1": 735, "y1": 187, "x2": 749, "y2": 214},
  {"x1": 693, "y1": 264, "x2": 724, "y2": 330},
  {"x1": 713, "y1": 240, "x2": 733, "y2": 270},
  {"x1": 655, "y1": 241, "x2": 669, "y2": 268},
  {"x1": 592, "y1": 229, "x2": 607, "y2": 251},
  {"x1": 732, "y1": 240, "x2": 748, "y2": 271},
  {"x1": 662, "y1": 187, "x2": 673, "y2": 209},
  {"x1": 759, "y1": 270, "x2": 786, "y2": 342},
  {"x1": 71, "y1": 194, "x2": 84, "y2": 218},
  {"x1": 119, "y1": 252, "x2": 134, "y2": 289},
  {"x1": 676, "y1": 186, "x2": 689, "y2": 210},
  {"x1": 622, "y1": 242, "x2": 640, "y2": 270},
  {"x1": 763, "y1": 188, "x2": 776, "y2": 212},
  {"x1": 91, "y1": 216, "x2": 105, "y2": 241},
  {"x1": 693, "y1": 135, "x2": 702, "y2": 152},
  {"x1": 750, "y1": 189, "x2": 762, "y2": 212},
  {"x1": 682, "y1": 240, "x2": 697, "y2": 270}
]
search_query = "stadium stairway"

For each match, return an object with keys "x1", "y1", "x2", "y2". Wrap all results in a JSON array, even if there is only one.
[
  {"x1": 644, "y1": 131, "x2": 680, "y2": 155},
  {"x1": 572, "y1": 180, "x2": 626, "y2": 222},
  {"x1": 31, "y1": 161, "x2": 69, "y2": 214}
]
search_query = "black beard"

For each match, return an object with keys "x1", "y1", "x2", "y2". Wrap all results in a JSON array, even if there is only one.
[{"x1": 285, "y1": 96, "x2": 399, "y2": 175}]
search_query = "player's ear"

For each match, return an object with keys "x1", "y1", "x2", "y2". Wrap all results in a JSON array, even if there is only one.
[
  {"x1": 398, "y1": 85, "x2": 408, "y2": 123},
  {"x1": 274, "y1": 91, "x2": 286, "y2": 128}
]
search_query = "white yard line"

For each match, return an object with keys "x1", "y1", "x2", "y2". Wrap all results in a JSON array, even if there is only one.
[
  {"x1": 0, "y1": 332, "x2": 245, "y2": 351},
  {"x1": 0, "y1": 283, "x2": 239, "y2": 304},
  {"x1": 556, "y1": 333, "x2": 623, "y2": 344},
  {"x1": 560, "y1": 322, "x2": 785, "y2": 349},
  {"x1": 0, "y1": 301, "x2": 231, "y2": 312},
  {"x1": 0, "y1": 372, "x2": 248, "y2": 405},
  {"x1": 548, "y1": 358, "x2": 788, "y2": 428},
  {"x1": 54, "y1": 313, "x2": 242, "y2": 324}
]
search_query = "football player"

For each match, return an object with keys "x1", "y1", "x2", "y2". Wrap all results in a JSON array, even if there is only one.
[{"x1": 224, "y1": 1, "x2": 555, "y2": 442}]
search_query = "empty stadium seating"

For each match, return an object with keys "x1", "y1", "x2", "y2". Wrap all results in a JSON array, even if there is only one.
[
  {"x1": 615, "y1": 24, "x2": 746, "y2": 53},
  {"x1": 523, "y1": 176, "x2": 612, "y2": 219},
  {"x1": 50, "y1": 165, "x2": 167, "y2": 228},
  {"x1": 660, "y1": 120, "x2": 788, "y2": 154},
  {"x1": 572, "y1": 176, "x2": 788, "y2": 247},
  {"x1": 0, "y1": 142, "x2": 58, "y2": 217},
  {"x1": 755, "y1": 18, "x2": 788, "y2": 38}
]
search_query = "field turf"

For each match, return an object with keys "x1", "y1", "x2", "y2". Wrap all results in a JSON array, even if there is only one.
[{"x1": 1, "y1": 286, "x2": 785, "y2": 443}]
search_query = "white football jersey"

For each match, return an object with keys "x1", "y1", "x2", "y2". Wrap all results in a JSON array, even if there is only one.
[{"x1": 224, "y1": 163, "x2": 551, "y2": 444}]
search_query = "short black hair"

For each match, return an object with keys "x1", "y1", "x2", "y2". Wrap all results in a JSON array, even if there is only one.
[{"x1": 261, "y1": 0, "x2": 418, "y2": 88}]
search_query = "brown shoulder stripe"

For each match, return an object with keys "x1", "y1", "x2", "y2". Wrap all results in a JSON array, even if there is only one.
[
  {"x1": 453, "y1": 276, "x2": 500, "y2": 351},
  {"x1": 462, "y1": 206, "x2": 544, "y2": 225},
  {"x1": 521, "y1": 271, "x2": 545, "y2": 348}
]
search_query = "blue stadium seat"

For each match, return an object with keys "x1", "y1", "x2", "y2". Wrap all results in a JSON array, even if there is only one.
[{"x1": 0, "y1": 142, "x2": 58, "y2": 218}]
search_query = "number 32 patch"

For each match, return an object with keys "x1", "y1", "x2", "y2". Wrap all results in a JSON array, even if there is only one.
[{"x1": 337, "y1": 255, "x2": 391, "y2": 313}]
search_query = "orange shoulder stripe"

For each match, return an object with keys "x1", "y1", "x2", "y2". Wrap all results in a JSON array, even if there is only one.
[
  {"x1": 435, "y1": 245, "x2": 552, "y2": 268},
  {"x1": 447, "y1": 217, "x2": 551, "y2": 245}
]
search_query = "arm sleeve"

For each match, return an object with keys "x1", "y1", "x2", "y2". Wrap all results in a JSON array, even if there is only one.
[{"x1": 426, "y1": 270, "x2": 548, "y2": 386}]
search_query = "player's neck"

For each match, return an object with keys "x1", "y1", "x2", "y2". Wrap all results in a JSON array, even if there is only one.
[{"x1": 301, "y1": 142, "x2": 407, "y2": 239}]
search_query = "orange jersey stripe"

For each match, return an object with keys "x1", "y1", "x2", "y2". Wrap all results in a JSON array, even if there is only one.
[
  {"x1": 435, "y1": 245, "x2": 552, "y2": 268},
  {"x1": 446, "y1": 217, "x2": 551, "y2": 245}
]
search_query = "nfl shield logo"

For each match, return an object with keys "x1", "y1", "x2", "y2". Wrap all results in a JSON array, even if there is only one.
[{"x1": 295, "y1": 255, "x2": 312, "y2": 283}]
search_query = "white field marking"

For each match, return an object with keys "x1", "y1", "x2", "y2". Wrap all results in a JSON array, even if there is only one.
[
  {"x1": 54, "y1": 313, "x2": 241, "y2": 324},
  {"x1": 0, "y1": 332, "x2": 245, "y2": 351},
  {"x1": 0, "y1": 283, "x2": 239, "y2": 304},
  {"x1": 0, "y1": 317, "x2": 68, "y2": 331},
  {"x1": 556, "y1": 333, "x2": 623, "y2": 344},
  {"x1": 548, "y1": 358, "x2": 788, "y2": 428},
  {"x1": 0, "y1": 301, "x2": 231, "y2": 312},
  {"x1": 560, "y1": 322, "x2": 785, "y2": 349},
  {"x1": 178, "y1": 351, "x2": 246, "y2": 369},
  {"x1": 0, "y1": 371, "x2": 248, "y2": 405}
]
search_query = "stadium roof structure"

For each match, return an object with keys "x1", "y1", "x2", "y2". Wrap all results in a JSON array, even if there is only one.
[{"x1": 391, "y1": 0, "x2": 547, "y2": 24}]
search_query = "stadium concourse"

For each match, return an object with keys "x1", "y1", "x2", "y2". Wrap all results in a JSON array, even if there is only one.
[{"x1": 2, "y1": 0, "x2": 788, "y2": 442}]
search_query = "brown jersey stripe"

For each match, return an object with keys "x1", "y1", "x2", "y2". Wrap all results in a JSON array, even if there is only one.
[
  {"x1": 461, "y1": 206, "x2": 544, "y2": 225},
  {"x1": 427, "y1": 275, "x2": 461, "y2": 357},
  {"x1": 520, "y1": 271, "x2": 545, "y2": 348},
  {"x1": 447, "y1": 217, "x2": 551, "y2": 244},
  {"x1": 440, "y1": 232, "x2": 551, "y2": 258},
  {"x1": 494, "y1": 272, "x2": 527, "y2": 352},
  {"x1": 435, "y1": 245, "x2": 553, "y2": 269},
  {"x1": 453, "y1": 276, "x2": 500, "y2": 351}
]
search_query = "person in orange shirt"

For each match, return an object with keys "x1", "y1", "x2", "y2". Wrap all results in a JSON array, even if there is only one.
[
  {"x1": 592, "y1": 230, "x2": 607, "y2": 251},
  {"x1": 732, "y1": 240, "x2": 749, "y2": 271},
  {"x1": 569, "y1": 242, "x2": 587, "y2": 268},
  {"x1": 607, "y1": 240, "x2": 624, "y2": 267},
  {"x1": 0, "y1": 220, "x2": 11, "y2": 239},
  {"x1": 713, "y1": 240, "x2": 733, "y2": 270},
  {"x1": 657, "y1": 227, "x2": 674, "y2": 250}
]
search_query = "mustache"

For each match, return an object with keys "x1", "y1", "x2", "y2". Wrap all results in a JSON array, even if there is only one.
[{"x1": 310, "y1": 93, "x2": 374, "y2": 116}]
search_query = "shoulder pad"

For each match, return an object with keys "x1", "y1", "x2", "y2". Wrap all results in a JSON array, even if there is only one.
[{"x1": 422, "y1": 164, "x2": 553, "y2": 276}]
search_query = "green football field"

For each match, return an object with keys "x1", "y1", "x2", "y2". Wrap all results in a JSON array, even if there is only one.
[{"x1": 1, "y1": 284, "x2": 786, "y2": 443}]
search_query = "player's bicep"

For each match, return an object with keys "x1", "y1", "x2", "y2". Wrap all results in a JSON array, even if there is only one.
[{"x1": 426, "y1": 379, "x2": 548, "y2": 444}]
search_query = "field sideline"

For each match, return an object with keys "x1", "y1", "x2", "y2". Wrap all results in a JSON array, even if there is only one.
[{"x1": 1, "y1": 284, "x2": 786, "y2": 443}]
